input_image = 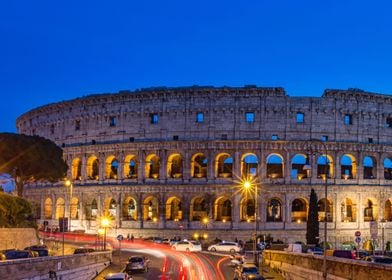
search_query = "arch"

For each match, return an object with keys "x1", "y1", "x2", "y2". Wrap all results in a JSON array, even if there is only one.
[
  {"x1": 124, "y1": 154, "x2": 138, "y2": 179},
  {"x1": 123, "y1": 196, "x2": 137, "y2": 220},
  {"x1": 87, "y1": 155, "x2": 99, "y2": 180},
  {"x1": 341, "y1": 197, "x2": 357, "y2": 222},
  {"x1": 340, "y1": 154, "x2": 357, "y2": 179},
  {"x1": 267, "y1": 198, "x2": 282, "y2": 222},
  {"x1": 240, "y1": 197, "x2": 255, "y2": 221},
  {"x1": 71, "y1": 158, "x2": 82, "y2": 181},
  {"x1": 384, "y1": 157, "x2": 392, "y2": 180},
  {"x1": 385, "y1": 199, "x2": 392, "y2": 221},
  {"x1": 364, "y1": 198, "x2": 377, "y2": 222},
  {"x1": 105, "y1": 155, "x2": 118, "y2": 179},
  {"x1": 167, "y1": 153, "x2": 183, "y2": 178},
  {"x1": 143, "y1": 196, "x2": 159, "y2": 221},
  {"x1": 317, "y1": 198, "x2": 333, "y2": 222},
  {"x1": 316, "y1": 155, "x2": 333, "y2": 179},
  {"x1": 291, "y1": 154, "x2": 309, "y2": 180},
  {"x1": 145, "y1": 154, "x2": 160, "y2": 179},
  {"x1": 266, "y1": 153, "x2": 284, "y2": 179},
  {"x1": 70, "y1": 197, "x2": 79, "y2": 219},
  {"x1": 191, "y1": 196, "x2": 208, "y2": 221},
  {"x1": 214, "y1": 196, "x2": 232, "y2": 221},
  {"x1": 55, "y1": 198, "x2": 65, "y2": 219},
  {"x1": 165, "y1": 196, "x2": 182, "y2": 220},
  {"x1": 363, "y1": 155, "x2": 376, "y2": 179},
  {"x1": 104, "y1": 198, "x2": 117, "y2": 218},
  {"x1": 215, "y1": 153, "x2": 233, "y2": 178},
  {"x1": 44, "y1": 197, "x2": 53, "y2": 219},
  {"x1": 241, "y1": 153, "x2": 259, "y2": 178},
  {"x1": 191, "y1": 153, "x2": 207, "y2": 178},
  {"x1": 85, "y1": 199, "x2": 98, "y2": 220},
  {"x1": 291, "y1": 198, "x2": 307, "y2": 222}
]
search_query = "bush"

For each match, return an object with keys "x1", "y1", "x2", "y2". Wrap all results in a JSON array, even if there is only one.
[{"x1": 0, "y1": 193, "x2": 35, "y2": 228}]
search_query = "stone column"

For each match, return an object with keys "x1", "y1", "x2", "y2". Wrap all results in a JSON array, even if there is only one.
[
  {"x1": 138, "y1": 151, "x2": 145, "y2": 183},
  {"x1": 183, "y1": 150, "x2": 191, "y2": 181},
  {"x1": 118, "y1": 152, "x2": 124, "y2": 182},
  {"x1": 284, "y1": 151, "x2": 291, "y2": 182},
  {"x1": 207, "y1": 150, "x2": 215, "y2": 181},
  {"x1": 116, "y1": 192, "x2": 122, "y2": 228},
  {"x1": 81, "y1": 155, "x2": 87, "y2": 184},
  {"x1": 159, "y1": 150, "x2": 167, "y2": 183},
  {"x1": 138, "y1": 193, "x2": 144, "y2": 229},
  {"x1": 99, "y1": 153, "x2": 105, "y2": 183},
  {"x1": 233, "y1": 151, "x2": 241, "y2": 178}
]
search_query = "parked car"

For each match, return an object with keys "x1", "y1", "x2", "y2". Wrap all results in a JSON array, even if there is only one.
[
  {"x1": 83, "y1": 241, "x2": 113, "y2": 251},
  {"x1": 172, "y1": 240, "x2": 202, "y2": 252},
  {"x1": 143, "y1": 236, "x2": 163, "y2": 243},
  {"x1": 233, "y1": 263, "x2": 264, "y2": 280},
  {"x1": 307, "y1": 247, "x2": 324, "y2": 255},
  {"x1": 162, "y1": 238, "x2": 177, "y2": 246},
  {"x1": 208, "y1": 241, "x2": 242, "y2": 253},
  {"x1": 73, "y1": 248, "x2": 95, "y2": 254},
  {"x1": 332, "y1": 250, "x2": 356, "y2": 259},
  {"x1": 105, "y1": 272, "x2": 132, "y2": 280},
  {"x1": 0, "y1": 249, "x2": 35, "y2": 260},
  {"x1": 362, "y1": 256, "x2": 392, "y2": 264},
  {"x1": 24, "y1": 245, "x2": 49, "y2": 257},
  {"x1": 125, "y1": 255, "x2": 150, "y2": 273}
]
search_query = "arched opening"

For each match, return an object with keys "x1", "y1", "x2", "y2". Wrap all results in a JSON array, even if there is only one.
[
  {"x1": 241, "y1": 154, "x2": 258, "y2": 178},
  {"x1": 70, "y1": 197, "x2": 79, "y2": 219},
  {"x1": 214, "y1": 197, "x2": 232, "y2": 221},
  {"x1": 87, "y1": 155, "x2": 99, "y2": 180},
  {"x1": 340, "y1": 154, "x2": 356, "y2": 179},
  {"x1": 317, "y1": 198, "x2": 333, "y2": 222},
  {"x1": 104, "y1": 198, "x2": 117, "y2": 218},
  {"x1": 55, "y1": 198, "x2": 65, "y2": 219},
  {"x1": 317, "y1": 155, "x2": 333, "y2": 179},
  {"x1": 124, "y1": 155, "x2": 138, "y2": 179},
  {"x1": 191, "y1": 153, "x2": 207, "y2": 178},
  {"x1": 166, "y1": 197, "x2": 182, "y2": 220},
  {"x1": 341, "y1": 198, "x2": 356, "y2": 222},
  {"x1": 385, "y1": 199, "x2": 392, "y2": 221},
  {"x1": 267, "y1": 198, "x2": 282, "y2": 222},
  {"x1": 123, "y1": 196, "x2": 137, "y2": 220},
  {"x1": 240, "y1": 197, "x2": 255, "y2": 221},
  {"x1": 44, "y1": 198, "x2": 52, "y2": 219},
  {"x1": 191, "y1": 197, "x2": 207, "y2": 221},
  {"x1": 291, "y1": 154, "x2": 308, "y2": 180},
  {"x1": 216, "y1": 154, "x2": 233, "y2": 178},
  {"x1": 167, "y1": 154, "x2": 183, "y2": 178},
  {"x1": 364, "y1": 199, "x2": 376, "y2": 222},
  {"x1": 145, "y1": 154, "x2": 160, "y2": 179},
  {"x1": 363, "y1": 156, "x2": 376, "y2": 179},
  {"x1": 143, "y1": 196, "x2": 158, "y2": 221},
  {"x1": 71, "y1": 158, "x2": 82, "y2": 181},
  {"x1": 384, "y1": 157, "x2": 392, "y2": 180},
  {"x1": 266, "y1": 153, "x2": 283, "y2": 179},
  {"x1": 105, "y1": 156, "x2": 118, "y2": 179},
  {"x1": 291, "y1": 198, "x2": 307, "y2": 222}
]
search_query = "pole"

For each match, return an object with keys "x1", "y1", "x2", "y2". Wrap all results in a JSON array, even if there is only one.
[
  {"x1": 254, "y1": 184, "x2": 258, "y2": 267},
  {"x1": 104, "y1": 226, "x2": 107, "y2": 250},
  {"x1": 69, "y1": 183, "x2": 73, "y2": 233}
]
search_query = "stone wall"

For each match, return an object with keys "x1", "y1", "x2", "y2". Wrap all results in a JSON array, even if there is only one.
[
  {"x1": 0, "y1": 228, "x2": 39, "y2": 250},
  {"x1": 263, "y1": 250, "x2": 392, "y2": 280},
  {"x1": 0, "y1": 251, "x2": 111, "y2": 280}
]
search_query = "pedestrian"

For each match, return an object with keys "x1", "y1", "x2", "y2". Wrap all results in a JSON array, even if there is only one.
[
  {"x1": 131, "y1": 234, "x2": 134, "y2": 242},
  {"x1": 127, "y1": 233, "x2": 130, "y2": 241}
]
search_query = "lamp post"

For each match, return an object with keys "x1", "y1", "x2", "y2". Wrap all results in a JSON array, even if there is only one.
[
  {"x1": 380, "y1": 218, "x2": 386, "y2": 255},
  {"x1": 62, "y1": 180, "x2": 73, "y2": 256},
  {"x1": 101, "y1": 217, "x2": 110, "y2": 250},
  {"x1": 304, "y1": 140, "x2": 328, "y2": 280},
  {"x1": 202, "y1": 217, "x2": 209, "y2": 240},
  {"x1": 243, "y1": 179, "x2": 258, "y2": 267}
]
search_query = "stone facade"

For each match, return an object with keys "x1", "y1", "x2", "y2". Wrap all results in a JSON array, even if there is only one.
[{"x1": 18, "y1": 86, "x2": 392, "y2": 247}]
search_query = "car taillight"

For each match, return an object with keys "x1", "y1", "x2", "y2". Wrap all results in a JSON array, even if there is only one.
[{"x1": 352, "y1": 251, "x2": 356, "y2": 259}]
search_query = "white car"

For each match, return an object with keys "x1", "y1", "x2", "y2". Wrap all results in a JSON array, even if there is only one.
[
  {"x1": 105, "y1": 272, "x2": 132, "y2": 280},
  {"x1": 172, "y1": 240, "x2": 202, "y2": 252},
  {"x1": 208, "y1": 241, "x2": 242, "y2": 253}
]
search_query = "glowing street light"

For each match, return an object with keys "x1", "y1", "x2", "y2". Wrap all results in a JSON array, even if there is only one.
[
  {"x1": 62, "y1": 179, "x2": 73, "y2": 256},
  {"x1": 101, "y1": 217, "x2": 110, "y2": 250},
  {"x1": 243, "y1": 178, "x2": 258, "y2": 267}
]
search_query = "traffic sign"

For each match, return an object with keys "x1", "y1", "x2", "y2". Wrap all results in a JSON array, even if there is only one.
[
  {"x1": 117, "y1": 234, "x2": 124, "y2": 241},
  {"x1": 355, "y1": 231, "x2": 361, "y2": 237},
  {"x1": 355, "y1": 236, "x2": 361, "y2": 243}
]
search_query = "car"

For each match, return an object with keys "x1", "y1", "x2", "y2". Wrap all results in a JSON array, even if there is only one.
[
  {"x1": 233, "y1": 263, "x2": 264, "y2": 280},
  {"x1": 24, "y1": 245, "x2": 49, "y2": 257},
  {"x1": 208, "y1": 241, "x2": 242, "y2": 253},
  {"x1": 0, "y1": 249, "x2": 35, "y2": 260},
  {"x1": 125, "y1": 255, "x2": 150, "y2": 273},
  {"x1": 332, "y1": 249, "x2": 356, "y2": 259},
  {"x1": 143, "y1": 236, "x2": 163, "y2": 243},
  {"x1": 362, "y1": 256, "x2": 392, "y2": 264},
  {"x1": 73, "y1": 248, "x2": 95, "y2": 254},
  {"x1": 172, "y1": 240, "x2": 202, "y2": 252},
  {"x1": 162, "y1": 238, "x2": 177, "y2": 246},
  {"x1": 105, "y1": 272, "x2": 132, "y2": 280},
  {"x1": 83, "y1": 241, "x2": 113, "y2": 251},
  {"x1": 307, "y1": 247, "x2": 324, "y2": 255}
]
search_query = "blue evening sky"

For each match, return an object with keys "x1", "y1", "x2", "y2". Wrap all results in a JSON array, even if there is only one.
[{"x1": 1, "y1": 0, "x2": 392, "y2": 133}]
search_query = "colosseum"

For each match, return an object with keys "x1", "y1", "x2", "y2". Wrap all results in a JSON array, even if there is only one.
[{"x1": 17, "y1": 86, "x2": 392, "y2": 247}]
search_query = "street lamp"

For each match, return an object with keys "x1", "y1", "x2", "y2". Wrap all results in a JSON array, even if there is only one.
[
  {"x1": 202, "y1": 217, "x2": 209, "y2": 240},
  {"x1": 243, "y1": 179, "x2": 258, "y2": 267},
  {"x1": 61, "y1": 179, "x2": 73, "y2": 256},
  {"x1": 101, "y1": 217, "x2": 110, "y2": 250},
  {"x1": 304, "y1": 140, "x2": 329, "y2": 280},
  {"x1": 380, "y1": 218, "x2": 386, "y2": 255}
]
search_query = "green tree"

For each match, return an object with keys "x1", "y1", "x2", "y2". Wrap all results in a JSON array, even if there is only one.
[
  {"x1": 0, "y1": 192, "x2": 35, "y2": 227},
  {"x1": 0, "y1": 133, "x2": 68, "y2": 196},
  {"x1": 306, "y1": 188, "x2": 319, "y2": 245}
]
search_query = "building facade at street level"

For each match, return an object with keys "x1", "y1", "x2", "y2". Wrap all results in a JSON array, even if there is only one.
[{"x1": 18, "y1": 86, "x2": 392, "y2": 246}]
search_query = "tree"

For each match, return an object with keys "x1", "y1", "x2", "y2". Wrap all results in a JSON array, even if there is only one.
[
  {"x1": 0, "y1": 192, "x2": 35, "y2": 227},
  {"x1": 306, "y1": 188, "x2": 319, "y2": 245},
  {"x1": 0, "y1": 133, "x2": 68, "y2": 196}
]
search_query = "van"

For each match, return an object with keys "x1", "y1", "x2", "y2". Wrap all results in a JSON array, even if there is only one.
[{"x1": 333, "y1": 250, "x2": 356, "y2": 259}]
